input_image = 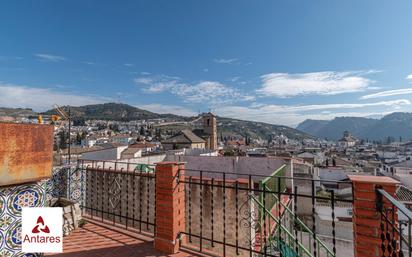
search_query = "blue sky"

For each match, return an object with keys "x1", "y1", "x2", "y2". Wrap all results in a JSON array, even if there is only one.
[{"x1": 1, "y1": 1, "x2": 412, "y2": 126}]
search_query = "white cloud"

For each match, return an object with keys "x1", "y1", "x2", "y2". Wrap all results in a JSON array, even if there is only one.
[
  {"x1": 134, "y1": 78, "x2": 154, "y2": 85},
  {"x1": 215, "y1": 99, "x2": 411, "y2": 126},
  {"x1": 84, "y1": 61, "x2": 95, "y2": 65},
  {"x1": 278, "y1": 99, "x2": 410, "y2": 112},
  {"x1": 136, "y1": 104, "x2": 197, "y2": 116},
  {"x1": 180, "y1": 81, "x2": 254, "y2": 103},
  {"x1": 257, "y1": 71, "x2": 373, "y2": 97},
  {"x1": 124, "y1": 63, "x2": 134, "y2": 67},
  {"x1": 214, "y1": 58, "x2": 238, "y2": 64},
  {"x1": 34, "y1": 53, "x2": 66, "y2": 62},
  {"x1": 360, "y1": 88, "x2": 412, "y2": 99},
  {"x1": 407, "y1": 74, "x2": 412, "y2": 81},
  {"x1": 367, "y1": 86, "x2": 381, "y2": 90},
  {"x1": 135, "y1": 75, "x2": 254, "y2": 104},
  {"x1": 0, "y1": 83, "x2": 110, "y2": 111}
]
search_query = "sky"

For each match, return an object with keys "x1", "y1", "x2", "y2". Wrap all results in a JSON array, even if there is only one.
[{"x1": 1, "y1": 1, "x2": 412, "y2": 127}]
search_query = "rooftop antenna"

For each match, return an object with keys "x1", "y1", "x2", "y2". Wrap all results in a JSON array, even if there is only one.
[{"x1": 53, "y1": 104, "x2": 71, "y2": 164}]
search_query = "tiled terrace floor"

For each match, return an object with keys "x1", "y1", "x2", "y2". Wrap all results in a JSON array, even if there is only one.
[{"x1": 46, "y1": 218, "x2": 204, "y2": 257}]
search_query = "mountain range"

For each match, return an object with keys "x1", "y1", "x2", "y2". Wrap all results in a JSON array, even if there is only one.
[
  {"x1": 42, "y1": 103, "x2": 188, "y2": 121},
  {"x1": 0, "y1": 107, "x2": 37, "y2": 118},
  {"x1": 297, "y1": 112, "x2": 412, "y2": 141},
  {"x1": 0, "y1": 103, "x2": 312, "y2": 140}
]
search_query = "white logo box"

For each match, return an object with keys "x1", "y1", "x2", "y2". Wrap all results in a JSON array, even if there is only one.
[{"x1": 22, "y1": 207, "x2": 63, "y2": 253}]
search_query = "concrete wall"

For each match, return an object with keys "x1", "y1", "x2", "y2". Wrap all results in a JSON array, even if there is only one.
[
  {"x1": 315, "y1": 202, "x2": 354, "y2": 242},
  {"x1": 119, "y1": 154, "x2": 166, "y2": 164},
  {"x1": 165, "y1": 155, "x2": 289, "y2": 180},
  {"x1": 298, "y1": 214, "x2": 353, "y2": 256},
  {"x1": 173, "y1": 148, "x2": 219, "y2": 156},
  {"x1": 121, "y1": 149, "x2": 142, "y2": 159},
  {"x1": 82, "y1": 146, "x2": 128, "y2": 161},
  {"x1": 317, "y1": 235, "x2": 354, "y2": 257},
  {"x1": 316, "y1": 202, "x2": 352, "y2": 221},
  {"x1": 293, "y1": 176, "x2": 315, "y2": 216},
  {"x1": 82, "y1": 148, "x2": 117, "y2": 160},
  {"x1": 315, "y1": 218, "x2": 354, "y2": 241},
  {"x1": 394, "y1": 167, "x2": 412, "y2": 175},
  {"x1": 163, "y1": 143, "x2": 206, "y2": 151},
  {"x1": 394, "y1": 173, "x2": 412, "y2": 188},
  {"x1": 293, "y1": 162, "x2": 313, "y2": 175}
]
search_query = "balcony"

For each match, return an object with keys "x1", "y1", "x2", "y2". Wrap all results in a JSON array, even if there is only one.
[
  {"x1": 37, "y1": 160, "x2": 412, "y2": 257},
  {"x1": 46, "y1": 218, "x2": 204, "y2": 257}
]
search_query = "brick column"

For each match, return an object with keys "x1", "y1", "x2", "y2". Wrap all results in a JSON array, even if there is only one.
[
  {"x1": 154, "y1": 162, "x2": 185, "y2": 254},
  {"x1": 348, "y1": 175, "x2": 399, "y2": 257}
]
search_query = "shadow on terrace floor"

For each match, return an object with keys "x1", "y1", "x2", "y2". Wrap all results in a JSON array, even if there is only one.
[{"x1": 46, "y1": 218, "x2": 204, "y2": 257}]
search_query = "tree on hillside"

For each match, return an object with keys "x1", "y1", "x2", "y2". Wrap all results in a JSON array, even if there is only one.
[
  {"x1": 73, "y1": 117, "x2": 86, "y2": 126},
  {"x1": 109, "y1": 124, "x2": 120, "y2": 133},
  {"x1": 58, "y1": 130, "x2": 68, "y2": 150},
  {"x1": 139, "y1": 126, "x2": 145, "y2": 136}
]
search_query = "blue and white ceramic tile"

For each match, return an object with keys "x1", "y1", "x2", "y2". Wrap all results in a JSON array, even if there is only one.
[
  {"x1": 1, "y1": 165, "x2": 82, "y2": 257},
  {"x1": 46, "y1": 166, "x2": 83, "y2": 203},
  {"x1": 0, "y1": 181, "x2": 45, "y2": 257}
]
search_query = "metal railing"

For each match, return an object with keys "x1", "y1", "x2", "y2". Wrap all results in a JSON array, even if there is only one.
[
  {"x1": 260, "y1": 165, "x2": 287, "y2": 212},
  {"x1": 61, "y1": 161, "x2": 357, "y2": 256},
  {"x1": 180, "y1": 168, "x2": 353, "y2": 257},
  {"x1": 75, "y1": 160, "x2": 156, "y2": 235},
  {"x1": 258, "y1": 183, "x2": 336, "y2": 257},
  {"x1": 376, "y1": 188, "x2": 412, "y2": 257}
]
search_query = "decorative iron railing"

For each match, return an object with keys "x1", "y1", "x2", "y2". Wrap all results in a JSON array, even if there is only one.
[
  {"x1": 74, "y1": 160, "x2": 156, "y2": 235},
  {"x1": 180, "y1": 168, "x2": 353, "y2": 257},
  {"x1": 376, "y1": 188, "x2": 412, "y2": 257}
]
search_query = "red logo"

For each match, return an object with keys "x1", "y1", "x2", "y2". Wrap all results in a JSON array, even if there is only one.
[{"x1": 32, "y1": 216, "x2": 50, "y2": 234}]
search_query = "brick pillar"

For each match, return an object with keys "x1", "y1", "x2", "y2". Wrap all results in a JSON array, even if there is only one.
[
  {"x1": 154, "y1": 162, "x2": 185, "y2": 254},
  {"x1": 348, "y1": 175, "x2": 399, "y2": 257}
]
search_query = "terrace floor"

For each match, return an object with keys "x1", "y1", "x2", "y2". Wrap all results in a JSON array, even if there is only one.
[{"x1": 46, "y1": 218, "x2": 204, "y2": 257}]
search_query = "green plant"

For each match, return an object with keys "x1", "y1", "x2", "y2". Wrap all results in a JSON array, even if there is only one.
[{"x1": 78, "y1": 219, "x2": 87, "y2": 228}]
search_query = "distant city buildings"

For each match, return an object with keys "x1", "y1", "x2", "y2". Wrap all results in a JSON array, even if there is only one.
[
  {"x1": 6, "y1": 107, "x2": 412, "y2": 219},
  {"x1": 3, "y1": 111, "x2": 412, "y2": 257},
  {"x1": 338, "y1": 131, "x2": 357, "y2": 148}
]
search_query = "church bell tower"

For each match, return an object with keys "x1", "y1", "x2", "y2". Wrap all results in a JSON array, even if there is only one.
[{"x1": 202, "y1": 112, "x2": 217, "y2": 150}]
